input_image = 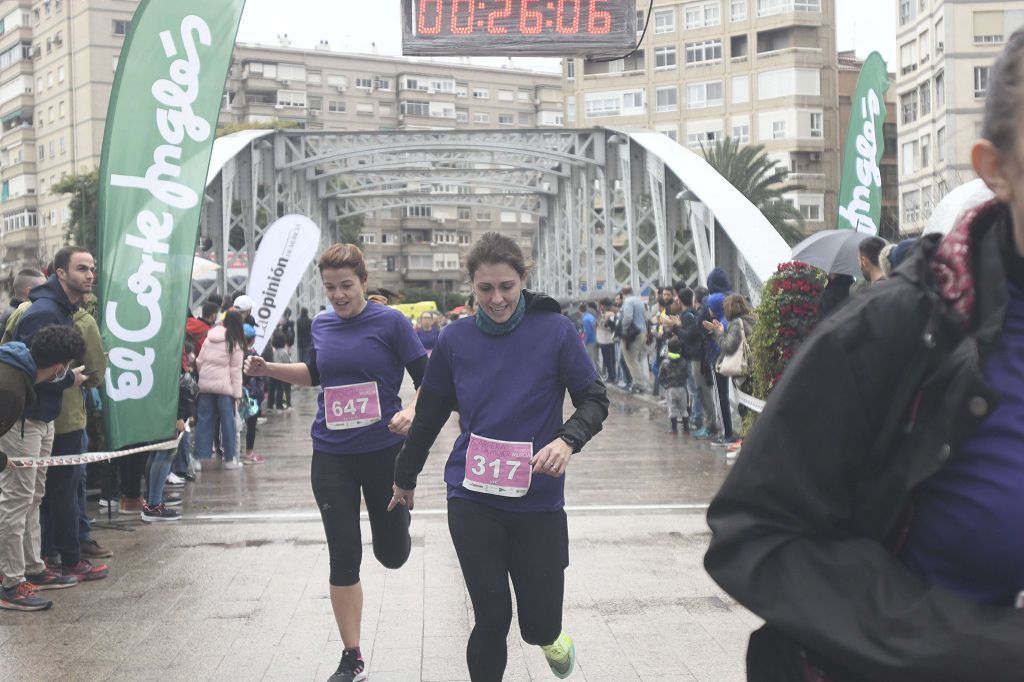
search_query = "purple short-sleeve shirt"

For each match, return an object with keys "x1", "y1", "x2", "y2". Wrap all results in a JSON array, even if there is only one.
[
  {"x1": 311, "y1": 303, "x2": 427, "y2": 454},
  {"x1": 422, "y1": 311, "x2": 598, "y2": 512}
]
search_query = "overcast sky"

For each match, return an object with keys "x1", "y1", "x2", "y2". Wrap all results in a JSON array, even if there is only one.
[{"x1": 236, "y1": 0, "x2": 897, "y2": 71}]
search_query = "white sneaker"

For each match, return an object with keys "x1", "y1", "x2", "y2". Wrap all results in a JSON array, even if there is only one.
[
  {"x1": 223, "y1": 459, "x2": 243, "y2": 470},
  {"x1": 165, "y1": 473, "x2": 185, "y2": 487}
]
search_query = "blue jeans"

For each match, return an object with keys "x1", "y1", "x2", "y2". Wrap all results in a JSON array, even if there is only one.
[
  {"x1": 194, "y1": 393, "x2": 237, "y2": 462},
  {"x1": 146, "y1": 449, "x2": 175, "y2": 506},
  {"x1": 173, "y1": 429, "x2": 192, "y2": 473},
  {"x1": 40, "y1": 430, "x2": 86, "y2": 566},
  {"x1": 686, "y1": 368, "x2": 705, "y2": 427}
]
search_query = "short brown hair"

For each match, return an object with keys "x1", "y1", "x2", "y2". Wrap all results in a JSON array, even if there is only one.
[
  {"x1": 466, "y1": 232, "x2": 528, "y2": 279},
  {"x1": 319, "y1": 243, "x2": 368, "y2": 281},
  {"x1": 724, "y1": 294, "x2": 753, "y2": 321}
]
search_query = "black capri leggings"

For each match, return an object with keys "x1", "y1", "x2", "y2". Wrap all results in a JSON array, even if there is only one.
[
  {"x1": 448, "y1": 497, "x2": 569, "y2": 682},
  {"x1": 311, "y1": 444, "x2": 411, "y2": 587}
]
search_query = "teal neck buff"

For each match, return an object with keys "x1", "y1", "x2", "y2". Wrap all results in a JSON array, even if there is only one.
[{"x1": 475, "y1": 291, "x2": 527, "y2": 336}]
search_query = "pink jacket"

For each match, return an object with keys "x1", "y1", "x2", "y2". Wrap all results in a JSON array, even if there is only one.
[{"x1": 196, "y1": 326, "x2": 243, "y2": 398}]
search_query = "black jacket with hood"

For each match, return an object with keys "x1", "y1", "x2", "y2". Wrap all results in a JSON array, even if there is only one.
[
  {"x1": 394, "y1": 290, "x2": 609, "y2": 490},
  {"x1": 704, "y1": 202, "x2": 1024, "y2": 681},
  {"x1": 11, "y1": 275, "x2": 77, "y2": 422}
]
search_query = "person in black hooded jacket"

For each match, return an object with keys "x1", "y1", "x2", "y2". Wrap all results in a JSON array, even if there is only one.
[{"x1": 704, "y1": 32, "x2": 1024, "y2": 682}]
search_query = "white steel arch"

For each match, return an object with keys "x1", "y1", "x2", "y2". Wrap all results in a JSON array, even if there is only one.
[{"x1": 197, "y1": 128, "x2": 791, "y2": 312}]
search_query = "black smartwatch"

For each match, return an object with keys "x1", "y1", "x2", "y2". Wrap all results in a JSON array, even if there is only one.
[{"x1": 558, "y1": 434, "x2": 581, "y2": 451}]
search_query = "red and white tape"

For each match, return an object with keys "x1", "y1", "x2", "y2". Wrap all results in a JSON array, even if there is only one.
[{"x1": 8, "y1": 434, "x2": 183, "y2": 468}]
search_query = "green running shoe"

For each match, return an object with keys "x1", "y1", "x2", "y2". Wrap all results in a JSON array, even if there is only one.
[{"x1": 542, "y1": 631, "x2": 576, "y2": 679}]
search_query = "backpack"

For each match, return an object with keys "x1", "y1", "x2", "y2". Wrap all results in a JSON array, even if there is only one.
[{"x1": 677, "y1": 309, "x2": 705, "y2": 361}]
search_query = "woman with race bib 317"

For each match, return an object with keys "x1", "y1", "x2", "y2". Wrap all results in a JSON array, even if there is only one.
[
  {"x1": 244, "y1": 244, "x2": 427, "y2": 682},
  {"x1": 390, "y1": 232, "x2": 609, "y2": 681}
]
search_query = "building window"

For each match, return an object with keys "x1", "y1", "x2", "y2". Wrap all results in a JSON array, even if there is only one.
[
  {"x1": 683, "y1": 1, "x2": 720, "y2": 29},
  {"x1": 687, "y1": 129, "x2": 721, "y2": 150},
  {"x1": 757, "y1": 0, "x2": 820, "y2": 17},
  {"x1": 472, "y1": 88, "x2": 489, "y2": 99},
  {"x1": 758, "y1": 67, "x2": 820, "y2": 98},
  {"x1": 731, "y1": 0, "x2": 746, "y2": 21},
  {"x1": 473, "y1": 112, "x2": 490, "y2": 123},
  {"x1": 356, "y1": 103, "x2": 374, "y2": 116},
  {"x1": 974, "y1": 66, "x2": 990, "y2": 98},
  {"x1": 654, "y1": 9, "x2": 675, "y2": 33},
  {"x1": 903, "y1": 189, "x2": 921, "y2": 223},
  {"x1": 920, "y1": 134, "x2": 930, "y2": 167},
  {"x1": 518, "y1": 112, "x2": 531, "y2": 126},
  {"x1": 937, "y1": 127, "x2": 946, "y2": 161},
  {"x1": 919, "y1": 82, "x2": 930, "y2": 116},
  {"x1": 973, "y1": 10, "x2": 1006, "y2": 44},
  {"x1": 900, "y1": 90, "x2": 918, "y2": 125},
  {"x1": 401, "y1": 100, "x2": 429, "y2": 117},
  {"x1": 902, "y1": 141, "x2": 917, "y2": 175},
  {"x1": 655, "y1": 47, "x2": 677, "y2": 70},
  {"x1": 499, "y1": 113, "x2": 513, "y2": 125},
  {"x1": 732, "y1": 124, "x2": 750, "y2": 143},
  {"x1": 456, "y1": 109, "x2": 468, "y2": 123},
  {"x1": 112, "y1": 19, "x2": 129, "y2": 36},
  {"x1": 355, "y1": 77, "x2": 373, "y2": 89},
  {"x1": 358, "y1": 233, "x2": 377, "y2": 244},
  {"x1": 686, "y1": 80, "x2": 724, "y2": 109},
  {"x1": 656, "y1": 86, "x2": 678, "y2": 112},
  {"x1": 328, "y1": 100, "x2": 345, "y2": 113},
  {"x1": 403, "y1": 205, "x2": 432, "y2": 218},
  {"x1": 685, "y1": 40, "x2": 722, "y2": 64},
  {"x1": 566, "y1": 60, "x2": 575, "y2": 80},
  {"x1": 498, "y1": 89, "x2": 515, "y2": 101},
  {"x1": 772, "y1": 121, "x2": 786, "y2": 139},
  {"x1": 457, "y1": 207, "x2": 472, "y2": 221},
  {"x1": 731, "y1": 75, "x2": 749, "y2": 104},
  {"x1": 935, "y1": 70, "x2": 945, "y2": 109},
  {"x1": 809, "y1": 112, "x2": 822, "y2": 138},
  {"x1": 277, "y1": 90, "x2": 306, "y2": 108}
]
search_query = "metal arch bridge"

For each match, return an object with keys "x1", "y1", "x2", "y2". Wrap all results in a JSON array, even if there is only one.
[{"x1": 197, "y1": 127, "x2": 790, "y2": 312}]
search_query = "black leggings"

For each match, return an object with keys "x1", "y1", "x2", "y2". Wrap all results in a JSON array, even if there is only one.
[
  {"x1": 715, "y1": 371, "x2": 733, "y2": 439},
  {"x1": 245, "y1": 415, "x2": 258, "y2": 451},
  {"x1": 448, "y1": 497, "x2": 569, "y2": 682},
  {"x1": 310, "y1": 444, "x2": 411, "y2": 587},
  {"x1": 599, "y1": 343, "x2": 616, "y2": 383}
]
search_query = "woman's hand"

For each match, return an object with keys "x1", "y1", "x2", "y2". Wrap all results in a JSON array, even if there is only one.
[
  {"x1": 388, "y1": 406, "x2": 416, "y2": 436},
  {"x1": 243, "y1": 355, "x2": 267, "y2": 376},
  {"x1": 387, "y1": 483, "x2": 415, "y2": 511},
  {"x1": 175, "y1": 419, "x2": 186, "y2": 434},
  {"x1": 531, "y1": 437, "x2": 574, "y2": 478},
  {"x1": 703, "y1": 319, "x2": 724, "y2": 334}
]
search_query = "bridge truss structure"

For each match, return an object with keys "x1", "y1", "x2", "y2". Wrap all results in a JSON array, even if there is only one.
[{"x1": 197, "y1": 127, "x2": 790, "y2": 312}]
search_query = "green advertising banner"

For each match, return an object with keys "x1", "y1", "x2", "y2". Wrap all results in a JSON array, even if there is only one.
[
  {"x1": 837, "y1": 52, "x2": 890, "y2": 234},
  {"x1": 97, "y1": 0, "x2": 247, "y2": 449}
]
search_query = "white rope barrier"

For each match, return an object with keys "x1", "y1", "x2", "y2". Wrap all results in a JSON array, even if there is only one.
[
  {"x1": 8, "y1": 434, "x2": 183, "y2": 468},
  {"x1": 734, "y1": 386, "x2": 766, "y2": 414}
]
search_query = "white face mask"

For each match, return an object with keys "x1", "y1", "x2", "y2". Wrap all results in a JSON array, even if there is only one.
[{"x1": 49, "y1": 363, "x2": 70, "y2": 383}]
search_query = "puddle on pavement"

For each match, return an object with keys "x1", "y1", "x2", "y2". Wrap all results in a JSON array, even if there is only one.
[{"x1": 170, "y1": 538, "x2": 324, "y2": 549}]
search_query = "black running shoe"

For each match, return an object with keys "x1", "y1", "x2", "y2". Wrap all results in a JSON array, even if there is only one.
[{"x1": 327, "y1": 648, "x2": 366, "y2": 682}]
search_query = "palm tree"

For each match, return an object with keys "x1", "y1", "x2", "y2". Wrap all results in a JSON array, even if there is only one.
[{"x1": 700, "y1": 137, "x2": 806, "y2": 245}]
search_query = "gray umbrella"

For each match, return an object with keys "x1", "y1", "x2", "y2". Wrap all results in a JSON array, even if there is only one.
[{"x1": 790, "y1": 229, "x2": 873, "y2": 276}]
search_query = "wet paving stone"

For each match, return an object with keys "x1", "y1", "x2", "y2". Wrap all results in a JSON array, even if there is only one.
[{"x1": 0, "y1": 383, "x2": 755, "y2": 680}]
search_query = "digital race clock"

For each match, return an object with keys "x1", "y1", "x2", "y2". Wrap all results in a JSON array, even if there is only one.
[{"x1": 402, "y1": 0, "x2": 637, "y2": 56}]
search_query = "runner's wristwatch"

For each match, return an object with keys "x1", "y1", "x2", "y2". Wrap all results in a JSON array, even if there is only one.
[{"x1": 558, "y1": 434, "x2": 582, "y2": 451}]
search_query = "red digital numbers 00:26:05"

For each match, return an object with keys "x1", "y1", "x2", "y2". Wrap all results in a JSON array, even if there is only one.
[{"x1": 416, "y1": 0, "x2": 614, "y2": 37}]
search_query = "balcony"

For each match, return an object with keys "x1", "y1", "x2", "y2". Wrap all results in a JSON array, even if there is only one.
[
  {"x1": 0, "y1": 92, "x2": 33, "y2": 120},
  {"x1": 2, "y1": 159, "x2": 36, "y2": 177},
  {"x1": 0, "y1": 119, "x2": 34, "y2": 145},
  {"x1": 0, "y1": 224, "x2": 39, "y2": 251},
  {"x1": 0, "y1": 26, "x2": 32, "y2": 52}
]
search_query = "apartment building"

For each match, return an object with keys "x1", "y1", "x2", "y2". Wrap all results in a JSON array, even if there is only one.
[
  {"x1": 0, "y1": 0, "x2": 132, "y2": 280},
  {"x1": 895, "y1": 1, "x2": 1024, "y2": 234},
  {"x1": 220, "y1": 40, "x2": 563, "y2": 295},
  {"x1": 837, "y1": 50, "x2": 900, "y2": 240},
  {"x1": 564, "y1": 0, "x2": 840, "y2": 234}
]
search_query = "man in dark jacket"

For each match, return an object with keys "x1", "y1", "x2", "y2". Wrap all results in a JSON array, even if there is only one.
[
  {"x1": 0, "y1": 268, "x2": 45, "y2": 335},
  {"x1": 0, "y1": 246, "x2": 94, "y2": 608},
  {"x1": 704, "y1": 198, "x2": 1024, "y2": 676},
  {"x1": 0, "y1": 324, "x2": 86, "y2": 611},
  {"x1": 0, "y1": 326, "x2": 87, "y2": 467}
]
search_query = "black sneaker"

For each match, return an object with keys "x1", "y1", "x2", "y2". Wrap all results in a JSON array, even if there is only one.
[
  {"x1": 140, "y1": 503, "x2": 181, "y2": 523},
  {"x1": 328, "y1": 648, "x2": 366, "y2": 682},
  {"x1": 162, "y1": 494, "x2": 183, "y2": 508}
]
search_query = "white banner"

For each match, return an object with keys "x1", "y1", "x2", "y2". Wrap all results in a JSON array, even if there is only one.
[{"x1": 246, "y1": 214, "x2": 321, "y2": 354}]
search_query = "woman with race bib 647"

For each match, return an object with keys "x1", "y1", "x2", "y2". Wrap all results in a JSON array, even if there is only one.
[
  {"x1": 245, "y1": 243, "x2": 427, "y2": 682},
  {"x1": 390, "y1": 232, "x2": 609, "y2": 681}
]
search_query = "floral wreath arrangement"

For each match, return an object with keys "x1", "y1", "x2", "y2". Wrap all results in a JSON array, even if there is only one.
[{"x1": 750, "y1": 261, "x2": 828, "y2": 400}]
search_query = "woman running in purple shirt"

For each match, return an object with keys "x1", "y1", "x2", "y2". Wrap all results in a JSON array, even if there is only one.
[
  {"x1": 390, "y1": 232, "x2": 609, "y2": 681},
  {"x1": 245, "y1": 244, "x2": 427, "y2": 682}
]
